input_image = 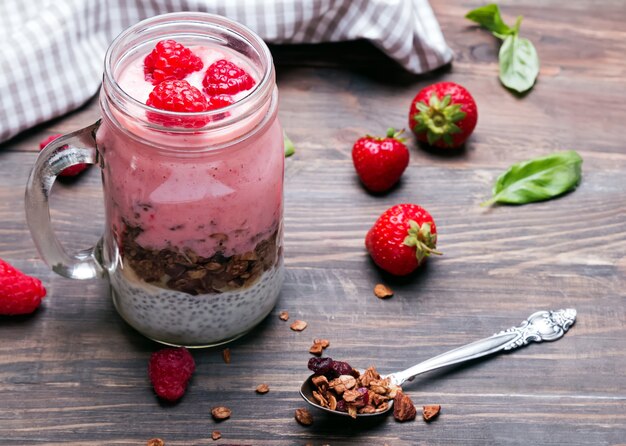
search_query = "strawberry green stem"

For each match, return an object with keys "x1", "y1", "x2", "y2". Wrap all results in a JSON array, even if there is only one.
[
  {"x1": 402, "y1": 220, "x2": 443, "y2": 263},
  {"x1": 412, "y1": 93, "x2": 467, "y2": 147}
]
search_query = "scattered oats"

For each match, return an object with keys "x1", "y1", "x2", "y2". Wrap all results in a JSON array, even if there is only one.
[
  {"x1": 222, "y1": 348, "x2": 231, "y2": 364},
  {"x1": 146, "y1": 439, "x2": 164, "y2": 446},
  {"x1": 211, "y1": 406, "x2": 231, "y2": 421},
  {"x1": 423, "y1": 404, "x2": 441, "y2": 421},
  {"x1": 211, "y1": 431, "x2": 221, "y2": 441},
  {"x1": 256, "y1": 383, "x2": 270, "y2": 394},
  {"x1": 374, "y1": 283, "x2": 394, "y2": 299},
  {"x1": 279, "y1": 310, "x2": 289, "y2": 321},
  {"x1": 290, "y1": 320, "x2": 308, "y2": 331},
  {"x1": 294, "y1": 407, "x2": 314, "y2": 426}
]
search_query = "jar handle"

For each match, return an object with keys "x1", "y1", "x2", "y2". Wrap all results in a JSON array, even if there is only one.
[{"x1": 25, "y1": 120, "x2": 104, "y2": 280}]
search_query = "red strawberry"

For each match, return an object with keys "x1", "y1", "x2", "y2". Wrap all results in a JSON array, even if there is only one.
[
  {"x1": 148, "y1": 347, "x2": 196, "y2": 402},
  {"x1": 203, "y1": 59, "x2": 256, "y2": 96},
  {"x1": 352, "y1": 128, "x2": 410, "y2": 193},
  {"x1": 144, "y1": 40, "x2": 203, "y2": 85},
  {"x1": 0, "y1": 259, "x2": 46, "y2": 315},
  {"x1": 146, "y1": 80, "x2": 210, "y2": 128},
  {"x1": 39, "y1": 134, "x2": 89, "y2": 177},
  {"x1": 365, "y1": 204, "x2": 441, "y2": 276},
  {"x1": 409, "y1": 82, "x2": 478, "y2": 149}
]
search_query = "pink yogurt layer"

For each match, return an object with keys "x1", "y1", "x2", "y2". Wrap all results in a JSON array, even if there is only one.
[{"x1": 97, "y1": 43, "x2": 283, "y2": 258}]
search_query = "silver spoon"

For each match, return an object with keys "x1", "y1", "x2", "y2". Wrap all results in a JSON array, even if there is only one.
[{"x1": 300, "y1": 308, "x2": 576, "y2": 418}]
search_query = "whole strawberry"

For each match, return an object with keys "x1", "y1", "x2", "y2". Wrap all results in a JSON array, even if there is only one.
[
  {"x1": 0, "y1": 259, "x2": 46, "y2": 315},
  {"x1": 148, "y1": 347, "x2": 195, "y2": 402},
  {"x1": 352, "y1": 128, "x2": 410, "y2": 192},
  {"x1": 409, "y1": 82, "x2": 477, "y2": 149},
  {"x1": 39, "y1": 134, "x2": 89, "y2": 177},
  {"x1": 365, "y1": 204, "x2": 441, "y2": 276}
]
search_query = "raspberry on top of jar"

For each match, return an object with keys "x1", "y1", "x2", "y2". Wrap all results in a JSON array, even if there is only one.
[{"x1": 118, "y1": 39, "x2": 258, "y2": 129}]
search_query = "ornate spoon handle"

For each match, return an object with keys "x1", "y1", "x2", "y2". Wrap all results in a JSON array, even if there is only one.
[{"x1": 388, "y1": 309, "x2": 576, "y2": 386}]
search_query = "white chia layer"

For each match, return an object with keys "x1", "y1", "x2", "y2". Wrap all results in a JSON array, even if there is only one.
[{"x1": 110, "y1": 261, "x2": 284, "y2": 346}]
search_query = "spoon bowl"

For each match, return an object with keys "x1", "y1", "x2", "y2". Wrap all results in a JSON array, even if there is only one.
[{"x1": 299, "y1": 308, "x2": 576, "y2": 418}]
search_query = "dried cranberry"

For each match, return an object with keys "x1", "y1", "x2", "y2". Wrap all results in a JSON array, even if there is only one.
[
  {"x1": 335, "y1": 400, "x2": 348, "y2": 412},
  {"x1": 354, "y1": 387, "x2": 369, "y2": 408},
  {"x1": 308, "y1": 357, "x2": 333, "y2": 375},
  {"x1": 331, "y1": 360, "x2": 353, "y2": 377}
]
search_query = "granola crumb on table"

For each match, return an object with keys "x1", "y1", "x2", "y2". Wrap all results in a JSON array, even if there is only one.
[
  {"x1": 256, "y1": 383, "x2": 270, "y2": 394},
  {"x1": 314, "y1": 338, "x2": 330, "y2": 348},
  {"x1": 309, "y1": 343, "x2": 324, "y2": 355},
  {"x1": 211, "y1": 430, "x2": 221, "y2": 440},
  {"x1": 309, "y1": 338, "x2": 330, "y2": 355},
  {"x1": 279, "y1": 310, "x2": 289, "y2": 321},
  {"x1": 146, "y1": 439, "x2": 165, "y2": 446},
  {"x1": 294, "y1": 407, "x2": 314, "y2": 426},
  {"x1": 290, "y1": 320, "x2": 308, "y2": 331},
  {"x1": 211, "y1": 406, "x2": 232, "y2": 421},
  {"x1": 374, "y1": 283, "x2": 394, "y2": 299},
  {"x1": 222, "y1": 348, "x2": 231, "y2": 364},
  {"x1": 423, "y1": 404, "x2": 441, "y2": 421}
]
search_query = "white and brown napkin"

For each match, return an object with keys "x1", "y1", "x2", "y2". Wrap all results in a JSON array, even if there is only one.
[{"x1": 0, "y1": 0, "x2": 451, "y2": 143}]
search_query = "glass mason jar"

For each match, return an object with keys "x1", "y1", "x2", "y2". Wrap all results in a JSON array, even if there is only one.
[{"x1": 25, "y1": 13, "x2": 284, "y2": 347}]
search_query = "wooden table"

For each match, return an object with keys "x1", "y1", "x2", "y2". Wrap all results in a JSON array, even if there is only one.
[{"x1": 1, "y1": 1, "x2": 625, "y2": 444}]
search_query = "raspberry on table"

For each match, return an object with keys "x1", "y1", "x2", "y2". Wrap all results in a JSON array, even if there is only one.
[
  {"x1": 144, "y1": 39, "x2": 203, "y2": 85},
  {"x1": 0, "y1": 259, "x2": 46, "y2": 315},
  {"x1": 38, "y1": 134, "x2": 89, "y2": 177},
  {"x1": 146, "y1": 80, "x2": 211, "y2": 128},
  {"x1": 203, "y1": 59, "x2": 256, "y2": 96},
  {"x1": 148, "y1": 347, "x2": 196, "y2": 402}
]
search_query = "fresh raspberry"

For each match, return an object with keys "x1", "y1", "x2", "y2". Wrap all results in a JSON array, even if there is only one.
[
  {"x1": 207, "y1": 94, "x2": 235, "y2": 110},
  {"x1": 203, "y1": 59, "x2": 256, "y2": 96},
  {"x1": 39, "y1": 134, "x2": 89, "y2": 177},
  {"x1": 144, "y1": 40, "x2": 203, "y2": 85},
  {"x1": 205, "y1": 94, "x2": 235, "y2": 121},
  {"x1": 146, "y1": 80, "x2": 210, "y2": 128},
  {"x1": 148, "y1": 347, "x2": 195, "y2": 402},
  {"x1": 0, "y1": 259, "x2": 46, "y2": 315}
]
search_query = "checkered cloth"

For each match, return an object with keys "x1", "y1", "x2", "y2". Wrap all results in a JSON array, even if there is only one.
[{"x1": 0, "y1": 0, "x2": 451, "y2": 143}]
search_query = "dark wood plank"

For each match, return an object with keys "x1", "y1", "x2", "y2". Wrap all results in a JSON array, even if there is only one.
[{"x1": 1, "y1": 0, "x2": 626, "y2": 444}]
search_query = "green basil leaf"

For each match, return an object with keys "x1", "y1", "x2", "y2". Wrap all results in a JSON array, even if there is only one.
[
  {"x1": 466, "y1": 4, "x2": 513, "y2": 37},
  {"x1": 283, "y1": 131, "x2": 295, "y2": 157},
  {"x1": 483, "y1": 150, "x2": 583, "y2": 206},
  {"x1": 499, "y1": 34, "x2": 539, "y2": 93}
]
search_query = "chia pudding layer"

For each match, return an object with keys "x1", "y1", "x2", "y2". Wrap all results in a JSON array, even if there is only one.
[{"x1": 111, "y1": 260, "x2": 283, "y2": 346}]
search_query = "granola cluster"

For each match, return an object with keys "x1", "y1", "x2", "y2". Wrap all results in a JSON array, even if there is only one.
[
  {"x1": 308, "y1": 357, "x2": 401, "y2": 419},
  {"x1": 121, "y1": 223, "x2": 279, "y2": 295}
]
